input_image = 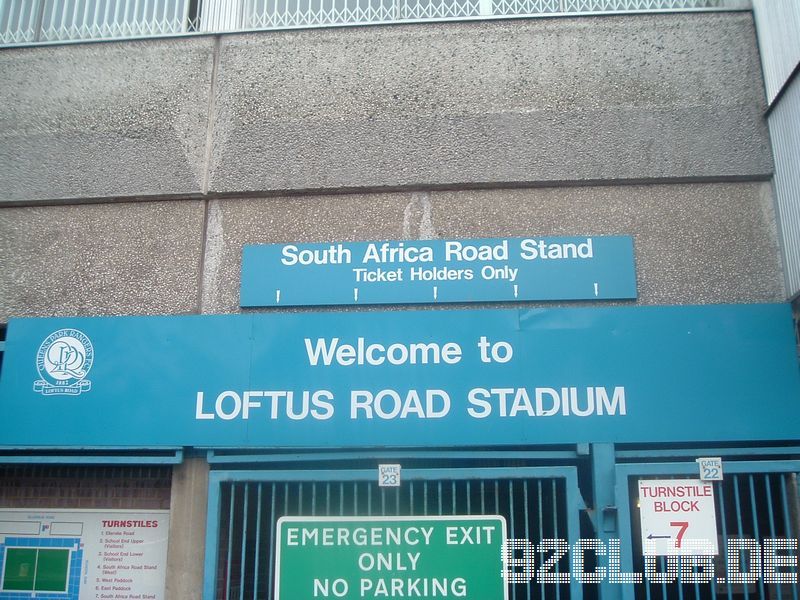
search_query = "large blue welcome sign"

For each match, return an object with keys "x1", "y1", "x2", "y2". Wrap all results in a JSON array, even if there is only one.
[
  {"x1": 0, "y1": 304, "x2": 798, "y2": 448},
  {"x1": 240, "y1": 236, "x2": 637, "y2": 306}
]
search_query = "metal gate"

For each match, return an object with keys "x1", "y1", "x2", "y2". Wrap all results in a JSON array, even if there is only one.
[
  {"x1": 614, "y1": 459, "x2": 800, "y2": 600},
  {"x1": 203, "y1": 466, "x2": 586, "y2": 599}
]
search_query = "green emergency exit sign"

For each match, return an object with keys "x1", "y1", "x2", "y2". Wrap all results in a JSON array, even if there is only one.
[{"x1": 275, "y1": 515, "x2": 508, "y2": 600}]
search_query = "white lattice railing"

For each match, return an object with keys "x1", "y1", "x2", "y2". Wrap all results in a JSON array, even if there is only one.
[{"x1": 0, "y1": 0, "x2": 748, "y2": 47}]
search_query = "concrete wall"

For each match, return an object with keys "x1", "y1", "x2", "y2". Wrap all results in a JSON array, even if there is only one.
[
  {"x1": 200, "y1": 183, "x2": 785, "y2": 312},
  {"x1": 0, "y1": 182, "x2": 784, "y2": 321},
  {"x1": 0, "y1": 38, "x2": 214, "y2": 202},
  {"x1": 0, "y1": 200, "x2": 205, "y2": 320},
  {"x1": 209, "y1": 13, "x2": 771, "y2": 192},
  {"x1": 0, "y1": 12, "x2": 771, "y2": 203},
  {"x1": 165, "y1": 458, "x2": 208, "y2": 600}
]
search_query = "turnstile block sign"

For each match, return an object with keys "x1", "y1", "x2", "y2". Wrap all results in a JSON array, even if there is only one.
[{"x1": 638, "y1": 479, "x2": 719, "y2": 556}]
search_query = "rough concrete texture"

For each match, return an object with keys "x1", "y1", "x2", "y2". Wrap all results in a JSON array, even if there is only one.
[
  {"x1": 431, "y1": 182, "x2": 784, "y2": 306},
  {"x1": 201, "y1": 182, "x2": 783, "y2": 313},
  {"x1": 0, "y1": 200, "x2": 205, "y2": 320},
  {"x1": 0, "y1": 37, "x2": 214, "y2": 203},
  {"x1": 209, "y1": 12, "x2": 772, "y2": 193},
  {"x1": 200, "y1": 193, "x2": 418, "y2": 312},
  {"x1": 165, "y1": 458, "x2": 208, "y2": 600}
]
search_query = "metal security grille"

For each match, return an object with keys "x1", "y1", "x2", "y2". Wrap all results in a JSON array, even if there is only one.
[
  {"x1": 628, "y1": 471, "x2": 800, "y2": 600},
  {"x1": 0, "y1": 464, "x2": 172, "y2": 509},
  {"x1": 557, "y1": 0, "x2": 724, "y2": 10},
  {"x1": 0, "y1": 0, "x2": 747, "y2": 47},
  {"x1": 214, "y1": 475, "x2": 573, "y2": 600},
  {"x1": 0, "y1": 0, "x2": 193, "y2": 44}
]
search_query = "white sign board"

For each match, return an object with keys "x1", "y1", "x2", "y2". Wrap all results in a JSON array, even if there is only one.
[
  {"x1": 696, "y1": 457, "x2": 723, "y2": 481},
  {"x1": 0, "y1": 509, "x2": 169, "y2": 599},
  {"x1": 378, "y1": 464, "x2": 401, "y2": 487},
  {"x1": 638, "y1": 479, "x2": 718, "y2": 556}
]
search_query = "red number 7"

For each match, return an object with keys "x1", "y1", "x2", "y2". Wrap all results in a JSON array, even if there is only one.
[{"x1": 670, "y1": 521, "x2": 689, "y2": 548}]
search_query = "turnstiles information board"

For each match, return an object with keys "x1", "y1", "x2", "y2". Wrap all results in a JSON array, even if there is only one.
[
  {"x1": 0, "y1": 509, "x2": 169, "y2": 600},
  {"x1": 274, "y1": 516, "x2": 508, "y2": 600}
]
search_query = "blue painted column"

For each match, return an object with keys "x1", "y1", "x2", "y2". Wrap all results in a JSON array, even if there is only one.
[{"x1": 592, "y1": 443, "x2": 623, "y2": 600}]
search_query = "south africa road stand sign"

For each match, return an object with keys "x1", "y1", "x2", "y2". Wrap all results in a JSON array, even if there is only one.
[{"x1": 275, "y1": 515, "x2": 508, "y2": 600}]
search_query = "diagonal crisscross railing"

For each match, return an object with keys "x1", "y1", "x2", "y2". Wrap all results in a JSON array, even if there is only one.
[{"x1": 0, "y1": 0, "x2": 745, "y2": 47}]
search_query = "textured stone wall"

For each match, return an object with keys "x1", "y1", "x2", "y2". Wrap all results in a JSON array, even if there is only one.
[
  {"x1": 0, "y1": 12, "x2": 770, "y2": 203},
  {"x1": 0, "y1": 182, "x2": 783, "y2": 320}
]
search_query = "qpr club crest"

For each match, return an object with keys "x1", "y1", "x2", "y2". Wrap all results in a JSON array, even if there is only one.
[{"x1": 33, "y1": 329, "x2": 94, "y2": 396}]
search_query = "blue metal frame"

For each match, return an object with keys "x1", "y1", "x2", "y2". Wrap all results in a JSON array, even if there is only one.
[
  {"x1": 616, "y1": 446, "x2": 800, "y2": 459},
  {"x1": 207, "y1": 449, "x2": 581, "y2": 464},
  {"x1": 203, "y1": 465, "x2": 586, "y2": 600},
  {"x1": 0, "y1": 448, "x2": 184, "y2": 464},
  {"x1": 613, "y1": 459, "x2": 800, "y2": 600}
]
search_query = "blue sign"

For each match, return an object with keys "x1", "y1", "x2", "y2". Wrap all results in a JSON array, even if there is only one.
[
  {"x1": 0, "y1": 304, "x2": 798, "y2": 449},
  {"x1": 240, "y1": 236, "x2": 637, "y2": 307}
]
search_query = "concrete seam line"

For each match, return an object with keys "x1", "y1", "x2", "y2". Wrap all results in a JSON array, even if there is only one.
[
  {"x1": 200, "y1": 200, "x2": 225, "y2": 314},
  {"x1": 202, "y1": 35, "x2": 222, "y2": 196}
]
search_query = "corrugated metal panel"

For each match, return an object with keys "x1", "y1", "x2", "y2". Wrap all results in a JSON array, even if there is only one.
[
  {"x1": 201, "y1": 0, "x2": 243, "y2": 32},
  {"x1": 752, "y1": 0, "x2": 800, "y2": 105},
  {"x1": 769, "y1": 75, "x2": 800, "y2": 298}
]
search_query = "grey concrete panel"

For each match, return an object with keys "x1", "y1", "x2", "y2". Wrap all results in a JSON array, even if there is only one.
[
  {"x1": 202, "y1": 182, "x2": 783, "y2": 314},
  {"x1": 201, "y1": 193, "x2": 416, "y2": 313},
  {"x1": 209, "y1": 13, "x2": 772, "y2": 193},
  {"x1": 0, "y1": 200, "x2": 205, "y2": 320},
  {"x1": 0, "y1": 38, "x2": 214, "y2": 203},
  {"x1": 432, "y1": 182, "x2": 784, "y2": 305},
  {"x1": 165, "y1": 458, "x2": 208, "y2": 600}
]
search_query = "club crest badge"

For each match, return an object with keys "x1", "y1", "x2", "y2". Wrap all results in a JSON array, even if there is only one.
[{"x1": 33, "y1": 328, "x2": 94, "y2": 396}]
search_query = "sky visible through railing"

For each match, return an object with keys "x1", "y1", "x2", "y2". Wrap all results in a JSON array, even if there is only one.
[{"x1": 0, "y1": 0, "x2": 742, "y2": 46}]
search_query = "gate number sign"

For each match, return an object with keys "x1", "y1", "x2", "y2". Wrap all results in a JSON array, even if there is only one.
[
  {"x1": 638, "y1": 479, "x2": 719, "y2": 556},
  {"x1": 378, "y1": 464, "x2": 401, "y2": 487},
  {"x1": 697, "y1": 457, "x2": 723, "y2": 481}
]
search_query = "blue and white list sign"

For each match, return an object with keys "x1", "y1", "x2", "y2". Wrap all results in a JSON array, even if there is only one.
[{"x1": 240, "y1": 236, "x2": 637, "y2": 307}]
